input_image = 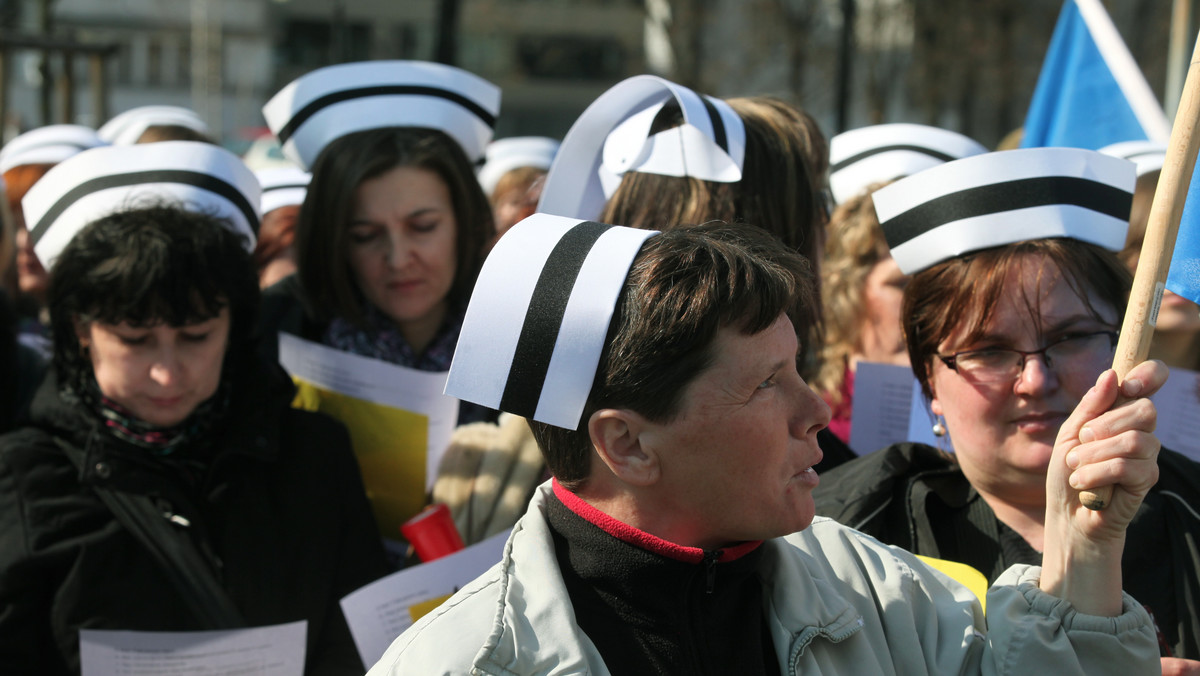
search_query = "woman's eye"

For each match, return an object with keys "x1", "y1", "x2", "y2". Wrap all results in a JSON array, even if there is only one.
[
  {"x1": 181, "y1": 332, "x2": 210, "y2": 343},
  {"x1": 118, "y1": 335, "x2": 147, "y2": 346},
  {"x1": 349, "y1": 227, "x2": 380, "y2": 244},
  {"x1": 757, "y1": 375, "x2": 777, "y2": 390},
  {"x1": 411, "y1": 220, "x2": 439, "y2": 234}
]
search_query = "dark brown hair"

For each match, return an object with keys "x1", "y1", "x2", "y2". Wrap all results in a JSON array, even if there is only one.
[
  {"x1": 48, "y1": 203, "x2": 259, "y2": 387},
  {"x1": 530, "y1": 221, "x2": 815, "y2": 489},
  {"x1": 903, "y1": 238, "x2": 1130, "y2": 400},
  {"x1": 295, "y1": 127, "x2": 495, "y2": 325}
]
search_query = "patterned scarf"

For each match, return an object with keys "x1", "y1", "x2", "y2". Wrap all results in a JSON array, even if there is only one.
[
  {"x1": 79, "y1": 376, "x2": 230, "y2": 455},
  {"x1": 322, "y1": 303, "x2": 464, "y2": 372}
]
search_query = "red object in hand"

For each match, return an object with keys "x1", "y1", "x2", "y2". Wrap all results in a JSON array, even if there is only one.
[{"x1": 401, "y1": 503, "x2": 465, "y2": 562}]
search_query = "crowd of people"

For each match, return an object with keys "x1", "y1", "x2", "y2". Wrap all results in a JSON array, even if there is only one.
[{"x1": 0, "y1": 57, "x2": 1198, "y2": 675}]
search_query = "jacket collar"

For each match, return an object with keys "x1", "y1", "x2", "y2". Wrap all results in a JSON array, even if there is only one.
[{"x1": 472, "y1": 482, "x2": 864, "y2": 675}]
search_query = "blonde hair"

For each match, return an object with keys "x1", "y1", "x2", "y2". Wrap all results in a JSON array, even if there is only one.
[{"x1": 814, "y1": 184, "x2": 891, "y2": 402}]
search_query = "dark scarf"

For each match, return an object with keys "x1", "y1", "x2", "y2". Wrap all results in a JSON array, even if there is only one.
[
  {"x1": 321, "y1": 303, "x2": 497, "y2": 426},
  {"x1": 77, "y1": 376, "x2": 230, "y2": 455},
  {"x1": 322, "y1": 303, "x2": 463, "y2": 372},
  {"x1": 546, "y1": 480, "x2": 781, "y2": 676}
]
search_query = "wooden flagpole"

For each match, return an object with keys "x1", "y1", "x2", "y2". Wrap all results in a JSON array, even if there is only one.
[{"x1": 1081, "y1": 32, "x2": 1200, "y2": 510}]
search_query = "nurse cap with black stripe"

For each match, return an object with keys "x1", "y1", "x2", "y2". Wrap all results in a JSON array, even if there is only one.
[
  {"x1": 262, "y1": 60, "x2": 501, "y2": 170},
  {"x1": 256, "y1": 166, "x2": 311, "y2": 215},
  {"x1": 829, "y1": 123, "x2": 988, "y2": 205},
  {"x1": 0, "y1": 124, "x2": 106, "y2": 174},
  {"x1": 446, "y1": 214, "x2": 658, "y2": 430},
  {"x1": 537, "y1": 75, "x2": 745, "y2": 220},
  {"x1": 22, "y1": 141, "x2": 260, "y2": 270},
  {"x1": 97, "y1": 105, "x2": 210, "y2": 146},
  {"x1": 873, "y1": 147, "x2": 1135, "y2": 275},
  {"x1": 1098, "y1": 140, "x2": 1167, "y2": 178}
]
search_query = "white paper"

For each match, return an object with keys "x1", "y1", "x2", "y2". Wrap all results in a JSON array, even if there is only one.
[
  {"x1": 848, "y1": 362, "x2": 952, "y2": 455},
  {"x1": 278, "y1": 332, "x2": 459, "y2": 491},
  {"x1": 79, "y1": 621, "x2": 306, "y2": 676},
  {"x1": 1149, "y1": 365, "x2": 1200, "y2": 463},
  {"x1": 340, "y1": 530, "x2": 510, "y2": 668}
]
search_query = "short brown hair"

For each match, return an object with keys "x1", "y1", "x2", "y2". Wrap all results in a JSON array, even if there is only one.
[
  {"x1": 135, "y1": 124, "x2": 214, "y2": 144},
  {"x1": 598, "y1": 95, "x2": 829, "y2": 376},
  {"x1": 903, "y1": 238, "x2": 1130, "y2": 400},
  {"x1": 295, "y1": 127, "x2": 495, "y2": 325},
  {"x1": 815, "y1": 183, "x2": 891, "y2": 401},
  {"x1": 530, "y1": 221, "x2": 815, "y2": 489}
]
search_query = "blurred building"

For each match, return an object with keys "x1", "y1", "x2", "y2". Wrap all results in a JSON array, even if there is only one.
[
  {"x1": 0, "y1": 0, "x2": 1178, "y2": 150},
  {"x1": 1, "y1": 0, "x2": 646, "y2": 148}
]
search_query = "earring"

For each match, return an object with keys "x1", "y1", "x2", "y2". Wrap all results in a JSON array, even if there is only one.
[{"x1": 932, "y1": 417, "x2": 947, "y2": 437}]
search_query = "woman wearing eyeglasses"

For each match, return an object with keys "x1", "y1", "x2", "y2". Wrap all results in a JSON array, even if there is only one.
[{"x1": 813, "y1": 148, "x2": 1200, "y2": 667}]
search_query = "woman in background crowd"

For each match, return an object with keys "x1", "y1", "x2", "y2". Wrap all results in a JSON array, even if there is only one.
[
  {"x1": 816, "y1": 123, "x2": 986, "y2": 450},
  {"x1": 259, "y1": 61, "x2": 502, "y2": 552},
  {"x1": 0, "y1": 124, "x2": 106, "y2": 355},
  {"x1": 98, "y1": 104, "x2": 213, "y2": 145},
  {"x1": 253, "y1": 166, "x2": 310, "y2": 288},
  {"x1": 0, "y1": 174, "x2": 46, "y2": 434},
  {"x1": 476, "y1": 135, "x2": 558, "y2": 243}
]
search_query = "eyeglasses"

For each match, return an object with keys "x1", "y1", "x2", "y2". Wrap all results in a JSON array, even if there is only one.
[{"x1": 937, "y1": 330, "x2": 1118, "y2": 384}]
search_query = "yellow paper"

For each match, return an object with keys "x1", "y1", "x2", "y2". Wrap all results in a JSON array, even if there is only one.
[
  {"x1": 293, "y1": 381, "x2": 428, "y2": 540},
  {"x1": 916, "y1": 555, "x2": 988, "y2": 612}
]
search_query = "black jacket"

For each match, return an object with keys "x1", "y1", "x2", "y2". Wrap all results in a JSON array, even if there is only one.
[
  {"x1": 0, "y1": 359, "x2": 391, "y2": 675},
  {"x1": 813, "y1": 442, "x2": 1200, "y2": 659}
]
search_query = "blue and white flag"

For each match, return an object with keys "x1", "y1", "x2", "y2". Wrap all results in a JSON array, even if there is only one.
[
  {"x1": 1021, "y1": 0, "x2": 1200, "y2": 305},
  {"x1": 1020, "y1": 0, "x2": 1168, "y2": 149}
]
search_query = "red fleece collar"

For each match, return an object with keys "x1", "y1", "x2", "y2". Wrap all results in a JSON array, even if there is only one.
[{"x1": 552, "y1": 479, "x2": 762, "y2": 564}]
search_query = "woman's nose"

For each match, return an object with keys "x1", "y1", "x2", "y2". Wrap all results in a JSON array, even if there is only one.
[
  {"x1": 1014, "y1": 352, "x2": 1057, "y2": 394},
  {"x1": 149, "y1": 351, "x2": 181, "y2": 386},
  {"x1": 791, "y1": 380, "x2": 831, "y2": 438}
]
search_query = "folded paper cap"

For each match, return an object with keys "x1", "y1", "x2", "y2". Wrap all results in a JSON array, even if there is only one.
[
  {"x1": 476, "y1": 136, "x2": 560, "y2": 196},
  {"x1": 98, "y1": 105, "x2": 210, "y2": 146},
  {"x1": 23, "y1": 141, "x2": 260, "y2": 270},
  {"x1": 829, "y1": 123, "x2": 988, "y2": 205},
  {"x1": 1098, "y1": 140, "x2": 1167, "y2": 177},
  {"x1": 874, "y1": 147, "x2": 1134, "y2": 275},
  {"x1": 262, "y1": 60, "x2": 501, "y2": 170},
  {"x1": 256, "y1": 166, "x2": 311, "y2": 215},
  {"x1": 537, "y1": 75, "x2": 745, "y2": 220},
  {"x1": 0, "y1": 125, "x2": 107, "y2": 174},
  {"x1": 446, "y1": 214, "x2": 658, "y2": 430}
]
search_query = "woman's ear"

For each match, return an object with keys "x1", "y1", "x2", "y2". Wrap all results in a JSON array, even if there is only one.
[
  {"x1": 74, "y1": 319, "x2": 91, "y2": 349},
  {"x1": 928, "y1": 379, "x2": 944, "y2": 417},
  {"x1": 588, "y1": 408, "x2": 660, "y2": 487}
]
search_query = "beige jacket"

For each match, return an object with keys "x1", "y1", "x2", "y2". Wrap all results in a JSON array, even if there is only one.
[{"x1": 369, "y1": 482, "x2": 1160, "y2": 676}]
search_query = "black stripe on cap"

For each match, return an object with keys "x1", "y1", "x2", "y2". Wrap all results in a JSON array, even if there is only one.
[
  {"x1": 881, "y1": 176, "x2": 1132, "y2": 250},
  {"x1": 30, "y1": 169, "x2": 259, "y2": 245},
  {"x1": 831, "y1": 144, "x2": 957, "y2": 173},
  {"x1": 700, "y1": 97, "x2": 729, "y2": 153},
  {"x1": 263, "y1": 182, "x2": 309, "y2": 193},
  {"x1": 499, "y1": 221, "x2": 614, "y2": 419},
  {"x1": 276, "y1": 85, "x2": 496, "y2": 145}
]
